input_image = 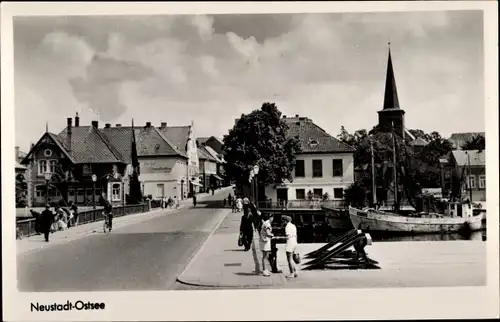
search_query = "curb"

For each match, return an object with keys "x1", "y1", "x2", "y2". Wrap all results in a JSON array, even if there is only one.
[{"x1": 176, "y1": 208, "x2": 232, "y2": 285}]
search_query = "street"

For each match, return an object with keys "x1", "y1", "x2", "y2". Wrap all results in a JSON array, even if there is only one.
[{"x1": 17, "y1": 189, "x2": 231, "y2": 292}]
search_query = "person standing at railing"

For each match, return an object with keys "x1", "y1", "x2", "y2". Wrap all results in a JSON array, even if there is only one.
[
  {"x1": 104, "y1": 199, "x2": 113, "y2": 232},
  {"x1": 40, "y1": 204, "x2": 54, "y2": 242},
  {"x1": 69, "y1": 201, "x2": 79, "y2": 226}
]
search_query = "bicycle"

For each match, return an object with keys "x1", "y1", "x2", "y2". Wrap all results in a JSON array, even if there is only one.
[{"x1": 102, "y1": 212, "x2": 111, "y2": 234}]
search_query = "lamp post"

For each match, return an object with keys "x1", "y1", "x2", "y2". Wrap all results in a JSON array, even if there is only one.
[
  {"x1": 249, "y1": 169, "x2": 255, "y2": 201},
  {"x1": 44, "y1": 172, "x2": 52, "y2": 206},
  {"x1": 91, "y1": 174, "x2": 97, "y2": 210},
  {"x1": 253, "y1": 164, "x2": 260, "y2": 204}
]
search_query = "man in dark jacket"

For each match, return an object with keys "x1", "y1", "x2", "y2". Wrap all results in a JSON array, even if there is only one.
[
  {"x1": 239, "y1": 211, "x2": 254, "y2": 251},
  {"x1": 30, "y1": 209, "x2": 41, "y2": 234},
  {"x1": 104, "y1": 199, "x2": 113, "y2": 232},
  {"x1": 40, "y1": 205, "x2": 54, "y2": 242}
]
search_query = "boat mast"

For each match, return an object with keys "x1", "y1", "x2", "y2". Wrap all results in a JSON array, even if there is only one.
[
  {"x1": 392, "y1": 122, "x2": 398, "y2": 211},
  {"x1": 370, "y1": 138, "x2": 377, "y2": 206},
  {"x1": 466, "y1": 151, "x2": 473, "y2": 202}
]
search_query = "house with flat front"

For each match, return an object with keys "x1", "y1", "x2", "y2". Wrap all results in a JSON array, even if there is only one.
[
  {"x1": 263, "y1": 115, "x2": 355, "y2": 204},
  {"x1": 448, "y1": 149, "x2": 486, "y2": 204},
  {"x1": 197, "y1": 136, "x2": 226, "y2": 185}
]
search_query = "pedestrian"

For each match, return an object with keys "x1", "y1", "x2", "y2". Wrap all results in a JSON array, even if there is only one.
[
  {"x1": 30, "y1": 209, "x2": 41, "y2": 235},
  {"x1": 104, "y1": 198, "x2": 113, "y2": 232},
  {"x1": 62, "y1": 207, "x2": 73, "y2": 228},
  {"x1": 280, "y1": 215, "x2": 299, "y2": 278},
  {"x1": 69, "y1": 201, "x2": 79, "y2": 226},
  {"x1": 242, "y1": 196, "x2": 250, "y2": 214},
  {"x1": 168, "y1": 196, "x2": 173, "y2": 208},
  {"x1": 212, "y1": 188, "x2": 214, "y2": 196},
  {"x1": 239, "y1": 210, "x2": 254, "y2": 251},
  {"x1": 193, "y1": 194, "x2": 197, "y2": 207},
  {"x1": 236, "y1": 197, "x2": 243, "y2": 212},
  {"x1": 259, "y1": 213, "x2": 274, "y2": 276},
  {"x1": 40, "y1": 204, "x2": 54, "y2": 242},
  {"x1": 228, "y1": 193, "x2": 233, "y2": 208}
]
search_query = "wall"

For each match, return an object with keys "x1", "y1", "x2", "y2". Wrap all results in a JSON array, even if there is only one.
[
  {"x1": 264, "y1": 153, "x2": 354, "y2": 202},
  {"x1": 139, "y1": 156, "x2": 188, "y2": 199},
  {"x1": 456, "y1": 165, "x2": 486, "y2": 202}
]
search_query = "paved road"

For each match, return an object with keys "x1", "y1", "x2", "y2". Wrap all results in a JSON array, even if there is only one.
[{"x1": 17, "y1": 190, "x2": 231, "y2": 292}]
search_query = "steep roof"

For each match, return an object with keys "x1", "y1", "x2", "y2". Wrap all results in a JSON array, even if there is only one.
[
  {"x1": 57, "y1": 126, "x2": 122, "y2": 163},
  {"x1": 284, "y1": 117, "x2": 355, "y2": 154},
  {"x1": 451, "y1": 150, "x2": 485, "y2": 167},
  {"x1": 379, "y1": 46, "x2": 402, "y2": 112},
  {"x1": 204, "y1": 145, "x2": 224, "y2": 163},
  {"x1": 157, "y1": 126, "x2": 191, "y2": 154},
  {"x1": 198, "y1": 146, "x2": 218, "y2": 162}
]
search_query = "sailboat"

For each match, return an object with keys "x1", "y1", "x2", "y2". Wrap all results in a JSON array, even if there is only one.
[{"x1": 348, "y1": 127, "x2": 483, "y2": 235}]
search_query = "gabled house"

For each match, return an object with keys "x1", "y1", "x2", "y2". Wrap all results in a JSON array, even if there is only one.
[
  {"x1": 21, "y1": 114, "x2": 201, "y2": 207},
  {"x1": 197, "y1": 136, "x2": 223, "y2": 156},
  {"x1": 264, "y1": 115, "x2": 355, "y2": 204},
  {"x1": 197, "y1": 137, "x2": 226, "y2": 186},
  {"x1": 197, "y1": 146, "x2": 219, "y2": 193}
]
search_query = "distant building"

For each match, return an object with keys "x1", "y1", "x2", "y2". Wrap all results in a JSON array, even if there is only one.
[
  {"x1": 196, "y1": 136, "x2": 223, "y2": 156},
  {"x1": 264, "y1": 115, "x2": 355, "y2": 204},
  {"x1": 198, "y1": 146, "x2": 222, "y2": 192},
  {"x1": 197, "y1": 136, "x2": 226, "y2": 186},
  {"x1": 440, "y1": 149, "x2": 486, "y2": 204},
  {"x1": 21, "y1": 114, "x2": 200, "y2": 207},
  {"x1": 448, "y1": 132, "x2": 485, "y2": 150}
]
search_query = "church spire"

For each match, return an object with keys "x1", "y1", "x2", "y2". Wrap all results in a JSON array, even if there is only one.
[{"x1": 382, "y1": 42, "x2": 400, "y2": 110}]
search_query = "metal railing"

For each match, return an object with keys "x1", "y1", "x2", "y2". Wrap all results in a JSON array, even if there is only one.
[
  {"x1": 257, "y1": 199, "x2": 348, "y2": 210},
  {"x1": 16, "y1": 203, "x2": 150, "y2": 238}
]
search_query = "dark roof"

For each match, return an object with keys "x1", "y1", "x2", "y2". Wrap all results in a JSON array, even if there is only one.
[
  {"x1": 99, "y1": 126, "x2": 134, "y2": 163},
  {"x1": 198, "y1": 146, "x2": 218, "y2": 162},
  {"x1": 380, "y1": 48, "x2": 402, "y2": 112},
  {"x1": 409, "y1": 137, "x2": 429, "y2": 147},
  {"x1": 57, "y1": 126, "x2": 122, "y2": 163},
  {"x1": 197, "y1": 136, "x2": 223, "y2": 146},
  {"x1": 157, "y1": 126, "x2": 191, "y2": 154},
  {"x1": 135, "y1": 126, "x2": 186, "y2": 157},
  {"x1": 284, "y1": 117, "x2": 355, "y2": 154}
]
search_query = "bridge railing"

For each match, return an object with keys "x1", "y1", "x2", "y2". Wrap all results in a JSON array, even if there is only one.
[
  {"x1": 16, "y1": 203, "x2": 150, "y2": 238},
  {"x1": 257, "y1": 200, "x2": 348, "y2": 210}
]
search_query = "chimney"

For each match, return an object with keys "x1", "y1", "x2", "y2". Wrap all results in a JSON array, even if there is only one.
[
  {"x1": 160, "y1": 122, "x2": 167, "y2": 128},
  {"x1": 75, "y1": 112, "x2": 80, "y2": 127},
  {"x1": 67, "y1": 117, "x2": 72, "y2": 152},
  {"x1": 115, "y1": 124, "x2": 122, "y2": 127},
  {"x1": 15, "y1": 146, "x2": 19, "y2": 160},
  {"x1": 295, "y1": 114, "x2": 299, "y2": 117},
  {"x1": 146, "y1": 122, "x2": 151, "y2": 127},
  {"x1": 105, "y1": 123, "x2": 111, "y2": 128},
  {"x1": 91, "y1": 121, "x2": 98, "y2": 128},
  {"x1": 282, "y1": 115, "x2": 287, "y2": 118},
  {"x1": 31, "y1": 143, "x2": 35, "y2": 150}
]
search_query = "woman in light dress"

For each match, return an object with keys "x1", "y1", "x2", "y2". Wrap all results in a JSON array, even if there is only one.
[{"x1": 259, "y1": 213, "x2": 274, "y2": 276}]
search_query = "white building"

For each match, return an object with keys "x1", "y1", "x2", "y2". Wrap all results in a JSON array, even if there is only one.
[{"x1": 264, "y1": 115, "x2": 355, "y2": 204}]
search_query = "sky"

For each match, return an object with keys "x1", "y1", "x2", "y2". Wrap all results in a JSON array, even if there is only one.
[{"x1": 13, "y1": 10, "x2": 484, "y2": 152}]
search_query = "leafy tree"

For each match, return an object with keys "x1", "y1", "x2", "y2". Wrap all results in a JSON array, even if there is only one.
[
  {"x1": 461, "y1": 134, "x2": 485, "y2": 151},
  {"x1": 222, "y1": 102, "x2": 301, "y2": 189}
]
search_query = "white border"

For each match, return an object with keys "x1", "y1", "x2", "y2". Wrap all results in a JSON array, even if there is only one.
[{"x1": 2, "y1": 2, "x2": 498, "y2": 321}]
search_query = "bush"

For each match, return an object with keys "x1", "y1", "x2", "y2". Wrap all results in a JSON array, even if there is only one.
[{"x1": 322, "y1": 192, "x2": 330, "y2": 201}]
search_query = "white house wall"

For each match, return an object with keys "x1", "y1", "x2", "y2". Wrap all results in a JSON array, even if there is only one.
[{"x1": 139, "y1": 157, "x2": 188, "y2": 199}]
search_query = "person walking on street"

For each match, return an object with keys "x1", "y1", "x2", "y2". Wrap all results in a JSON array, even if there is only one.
[
  {"x1": 259, "y1": 213, "x2": 274, "y2": 276},
  {"x1": 192, "y1": 194, "x2": 197, "y2": 207},
  {"x1": 40, "y1": 205, "x2": 54, "y2": 242},
  {"x1": 228, "y1": 193, "x2": 233, "y2": 208},
  {"x1": 242, "y1": 196, "x2": 250, "y2": 215},
  {"x1": 104, "y1": 198, "x2": 113, "y2": 232}
]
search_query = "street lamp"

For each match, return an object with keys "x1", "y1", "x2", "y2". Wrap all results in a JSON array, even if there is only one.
[
  {"x1": 249, "y1": 169, "x2": 255, "y2": 201},
  {"x1": 44, "y1": 172, "x2": 52, "y2": 206},
  {"x1": 91, "y1": 174, "x2": 97, "y2": 209},
  {"x1": 253, "y1": 164, "x2": 260, "y2": 204}
]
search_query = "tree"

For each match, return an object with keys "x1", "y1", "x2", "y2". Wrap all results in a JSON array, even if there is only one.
[
  {"x1": 461, "y1": 134, "x2": 485, "y2": 151},
  {"x1": 222, "y1": 102, "x2": 301, "y2": 188}
]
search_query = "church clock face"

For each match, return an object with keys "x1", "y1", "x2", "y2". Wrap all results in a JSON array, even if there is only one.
[{"x1": 44, "y1": 149, "x2": 53, "y2": 157}]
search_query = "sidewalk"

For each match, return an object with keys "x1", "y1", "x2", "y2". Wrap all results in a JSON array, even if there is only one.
[
  {"x1": 16, "y1": 190, "x2": 218, "y2": 256},
  {"x1": 178, "y1": 212, "x2": 486, "y2": 289},
  {"x1": 177, "y1": 210, "x2": 288, "y2": 288}
]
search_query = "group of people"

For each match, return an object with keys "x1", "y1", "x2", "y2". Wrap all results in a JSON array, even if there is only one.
[
  {"x1": 229, "y1": 194, "x2": 246, "y2": 213},
  {"x1": 238, "y1": 195, "x2": 299, "y2": 279},
  {"x1": 29, "y1": 198, "x2": 114, "y2": 242},
  {"x1": 161, "y1": 196, "x2": 180, "y2": 210}
]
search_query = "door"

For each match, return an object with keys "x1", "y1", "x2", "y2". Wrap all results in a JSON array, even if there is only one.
[{"x1": 276, "y1": 188, "x2": 288, "y2": 207}]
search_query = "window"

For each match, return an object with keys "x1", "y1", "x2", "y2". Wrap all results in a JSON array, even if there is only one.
[
  {"x1": 68, "y1": 190, "x2": 75, "y2": 197},
  {"x1": 38, "y1": 160, "x2": 47, "y2": 175},
  {"x1": 466, "y1": 175, "x2": 476, "y2": 189},
  {"x1": 82, "y1": 164, "x2": 92, "y2": 174},
  {"x1": 49, "y1": 160, "x2": 58, "y2": 173},
  {"x1": 332, "y1": 159, "x2": 343, "y2": 177},
  {"x1": 313, "y1": 189, "x2": 323, "y2": 199},
  {"x1": 312, "y1": 160, "x2": 323, "y2": 177},
  {"x1": 295, "y1": 160, "x2": 305, "y2": 177},
  {"x1": 112, "y1": 183, "x2": 121, "y2": 201},
  {"x1": 479, "y1": 175, "x2": 486, "y2": 189},
  {"x1": 35, "y1": 186, "x2": 45, "y2": 198},
  {"x1": 296, "y1": 189, "x2": 306, "y2": 200},
  {"x1": 334, "y1": 188, "x2": 344, "y2": 199},
  {"x1": 44, "y1": 149, "x2": 52, "y2": 157}
]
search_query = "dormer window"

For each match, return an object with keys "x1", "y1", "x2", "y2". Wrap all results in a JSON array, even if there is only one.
[{"x1": 309, "y1": 138, "x2": 318, "y2": 147}]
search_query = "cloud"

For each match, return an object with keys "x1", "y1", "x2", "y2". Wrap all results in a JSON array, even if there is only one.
[{"x1": 13, "y1": 11, "x2": 484, "y2": 152}]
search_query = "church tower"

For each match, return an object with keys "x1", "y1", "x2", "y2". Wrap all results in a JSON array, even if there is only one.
[{"x1": 377, "y1": 43, "x2": 405, "y2": 139}]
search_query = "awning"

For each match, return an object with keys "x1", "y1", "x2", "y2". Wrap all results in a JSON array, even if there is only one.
[
  {"x1": 211, "y1": 174, "x2": 224, "y2": 181},
  {"x1": 191, "y1": 181, "x2": 203, "y2": 187}
]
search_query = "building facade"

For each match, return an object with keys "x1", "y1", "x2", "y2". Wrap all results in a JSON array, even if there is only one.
[
  {"x1": 449, "y1": 150, "x2": 486, "y2": 204},
  {"x1": 198, "y1": 146, "x2": 218, "y2": 193},
  {"x1": 264, "y1": 115, "x2": 355, "y2": 204}
]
